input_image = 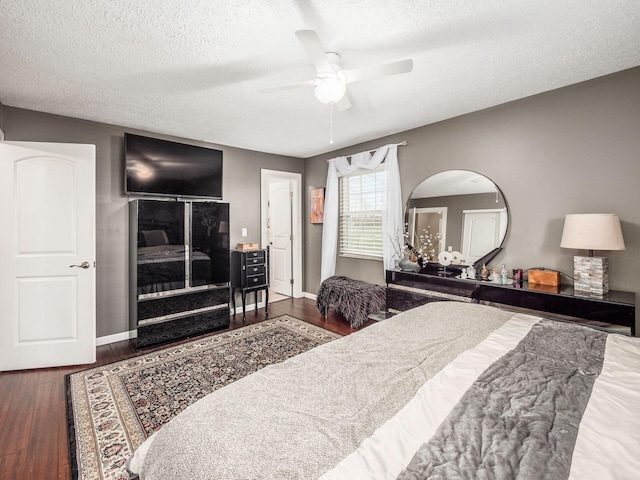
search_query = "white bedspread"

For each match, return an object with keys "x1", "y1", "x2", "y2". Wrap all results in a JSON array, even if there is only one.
[{"x1": 129, "y1": 302, "x2": 640, "y2": 479}]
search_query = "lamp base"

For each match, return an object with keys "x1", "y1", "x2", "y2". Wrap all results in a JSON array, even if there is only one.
[{"x1": 573, "y1": 255, "x2": 609, "y2": 295}]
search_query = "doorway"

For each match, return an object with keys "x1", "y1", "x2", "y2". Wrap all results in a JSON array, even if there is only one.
[
  {"x1": 261, "y1": 170, "x2": 302, "y2": 299},
  {"x1": 407, "y1": 207, "x2": 447, "y2": 259}
]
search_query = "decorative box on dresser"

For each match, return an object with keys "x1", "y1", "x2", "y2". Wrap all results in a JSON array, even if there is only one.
[
  {"x1": 386, "y1": 269, "x2": 636, "y2": 336},
  {"x1": 230, "y1": 248, "x2": 270, "y2": 320},
  {"x1": 130, "y1": 199, "x2": 231, "y2": 348}
]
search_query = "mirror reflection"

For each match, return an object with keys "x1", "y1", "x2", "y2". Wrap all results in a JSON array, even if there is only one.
[{"x1": 406, "y1": 170, "x2": 508, "y2": 265}]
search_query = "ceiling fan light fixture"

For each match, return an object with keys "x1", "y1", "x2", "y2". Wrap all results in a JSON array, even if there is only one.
[
  {"x1": 314, "y1": 75, "x2": 346, "y2": 105},
  {"x1": 259, "y1": 30, "x2": 413, "y2": 113}
]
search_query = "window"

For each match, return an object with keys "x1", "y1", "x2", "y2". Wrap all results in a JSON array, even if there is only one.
[{"x1": 339, "y1": 167, "x2": 387, "y2": 259}]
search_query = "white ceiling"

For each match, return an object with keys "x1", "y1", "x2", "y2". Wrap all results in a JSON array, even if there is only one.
[{"x1": 1, "y1": 1, "x2": 639, "y2": 158}]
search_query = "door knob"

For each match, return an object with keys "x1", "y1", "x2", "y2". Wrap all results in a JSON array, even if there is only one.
[{"x1": 70, "y1": 261, "x2": 91, "y2": 269}]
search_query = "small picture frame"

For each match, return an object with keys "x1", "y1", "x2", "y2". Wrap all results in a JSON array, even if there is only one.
[{"x1": 310, "y1": 188, "x2": 325, "y2": 224}]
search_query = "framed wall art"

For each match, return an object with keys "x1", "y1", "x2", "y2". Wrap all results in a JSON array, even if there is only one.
[{"x1": 310, "y1": 187, "x2": 325, "y2": 224}]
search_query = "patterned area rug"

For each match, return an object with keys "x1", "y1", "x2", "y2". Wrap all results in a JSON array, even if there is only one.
[{"x1": 66, "y1": 316, "x2": 341, "y2": 480}]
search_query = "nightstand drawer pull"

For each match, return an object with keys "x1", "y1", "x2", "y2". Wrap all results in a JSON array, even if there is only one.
[
  {"x1": 247, "y1": 273, "x2": 266, "y2": 284},
  {"x1": 247, "y1": 251, "x2": 264, "y2": 260},
  {"x1": 248, "y1": 265, "x2": 264, "y2": 275}
]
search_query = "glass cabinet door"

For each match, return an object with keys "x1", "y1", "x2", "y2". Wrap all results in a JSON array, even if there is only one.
[
  {"x1": 136, "y1": 199, "x2": 186, "y2": 294},
  {"x1": 190, "y1": 202, "x2": 230, "y2": 287}
]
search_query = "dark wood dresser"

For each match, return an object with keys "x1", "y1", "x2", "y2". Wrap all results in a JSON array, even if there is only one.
[
  {"x1": 386, "y1": 269, "x2": 636, "y2": 335},
  {"x1": 230, "y1": 248, "x2": 270, "y2": 320}
]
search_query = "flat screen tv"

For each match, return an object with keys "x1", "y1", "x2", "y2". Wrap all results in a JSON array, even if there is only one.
[{"x1": 125, "y1": 133, "x2": 223, "y2": 199}]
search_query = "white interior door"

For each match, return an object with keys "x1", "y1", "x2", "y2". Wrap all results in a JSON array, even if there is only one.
[
  {"x1": 268, "y1": 179, "x2": 293, "y2": 296},
  {"x1": 0, "y1": 141, "x2": 96, "y2": 371},
  {"x1": 461, "y1": 209, "x2": 504, "y2": 264}
]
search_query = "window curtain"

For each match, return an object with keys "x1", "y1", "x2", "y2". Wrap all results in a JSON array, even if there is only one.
[{"x1": 320, "y1": 144, "x2": 403, "y2": 282}]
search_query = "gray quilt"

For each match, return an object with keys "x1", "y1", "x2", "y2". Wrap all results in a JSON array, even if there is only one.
[
  {"x1": 398, "y1": 320, "x2": 606, "y2": 480},
  {"x1": 131, "y1": 302, "x2": 512, "y2": 479}
]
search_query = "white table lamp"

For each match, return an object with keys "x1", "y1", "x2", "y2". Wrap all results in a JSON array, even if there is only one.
[{"x1": 560, "y1": 214, "x2": 625, "y2": 295}]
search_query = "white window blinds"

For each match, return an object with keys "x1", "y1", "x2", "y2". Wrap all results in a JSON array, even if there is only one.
[{"x1": 339, "y1": 166, "x2": 387, "y2": 259}]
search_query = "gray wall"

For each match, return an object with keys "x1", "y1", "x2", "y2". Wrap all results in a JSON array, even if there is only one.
[
  {"x1": 304, "y1": 67, "x2": 640, "y2": 334},
  {"x1": 3, "y1": 107, "x2": 303, "y2": 337}
]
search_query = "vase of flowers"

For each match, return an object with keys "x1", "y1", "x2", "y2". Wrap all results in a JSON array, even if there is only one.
[
  {"x1": 390, "y1": 225, "x2": 442, "y2": 271},
  {"x1": 398, "y1": 252, "x2": 420, "y2": 271},
  {"x1": 390, "y1": 228, "x2": 419, "y2": 271},
  {"x1": 408, "y1": 226, "x2": 442, "y2": 264}
]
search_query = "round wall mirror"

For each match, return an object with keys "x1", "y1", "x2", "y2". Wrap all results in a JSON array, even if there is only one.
[{"x1": 405, "y1": 169, "x2": 508, "y2": 266}]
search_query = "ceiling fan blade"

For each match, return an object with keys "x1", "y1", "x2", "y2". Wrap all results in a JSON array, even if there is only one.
[
  {"x1": 295, "y1": 30, "x2": 333, "y2": 74},
  {"x1": 258, "y1": 78, "x2": 316, "y2": 94},
  {"x1": 344, "y1": 59, "x2": 414, "y2": 84},
  {"x1": 335, "y1": 93, "x2": 352, "y2": 111}
]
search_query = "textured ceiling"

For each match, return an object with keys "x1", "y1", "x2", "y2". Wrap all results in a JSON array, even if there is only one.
[{"x1": 1, "y1": 1, "x2": 639, "y2": 158}]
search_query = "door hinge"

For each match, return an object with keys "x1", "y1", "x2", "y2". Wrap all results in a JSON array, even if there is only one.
[
  {"x1": 290, "y1": 278, "x2": 294, "y2": 285},
  {"x1": 290, "y1": 234, "x2": 293, "y2": 241},
  {"x1": 289, "y1": 191, "x2": 293, "y2": 198}
]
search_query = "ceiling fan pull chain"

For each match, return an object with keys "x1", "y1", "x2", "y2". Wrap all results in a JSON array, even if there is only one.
[{"x1": 329, "y1": 104, "x2": 334, "y2": 145}]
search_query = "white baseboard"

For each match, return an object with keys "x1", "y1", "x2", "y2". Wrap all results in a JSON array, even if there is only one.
[
  {"x1": 96, "y1": 329, "x2": 137, "y2": 346},
  {"x1": 231, "y1": 301, "x2": 265, "y2": 316},
  {"x1": 303, "y1": 291, "x2": 317, "y2": 301}
]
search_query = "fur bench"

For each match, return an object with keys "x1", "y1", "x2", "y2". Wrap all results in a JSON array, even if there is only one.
[{"x1": 316, "y1": 276, "x2": 386, "y2": 329}]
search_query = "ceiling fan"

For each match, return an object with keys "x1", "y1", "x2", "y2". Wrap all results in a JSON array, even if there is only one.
[{"x1": 259, "y1": 30, "x2": 414, "y2": 111}]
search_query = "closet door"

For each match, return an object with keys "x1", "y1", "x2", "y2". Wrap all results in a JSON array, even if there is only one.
[{"x1": 0, "y1": 141, "x2": 96, "y2": 371}]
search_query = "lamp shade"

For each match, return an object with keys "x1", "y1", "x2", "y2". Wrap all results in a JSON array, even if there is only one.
[{"x1": 560, "y1": 214, "x2": 625, "y2": 251}]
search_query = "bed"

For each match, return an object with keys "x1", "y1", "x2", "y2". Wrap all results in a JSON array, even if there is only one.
[{"x1": 127, "y1": 301, "x2": 640, "y2": 479}]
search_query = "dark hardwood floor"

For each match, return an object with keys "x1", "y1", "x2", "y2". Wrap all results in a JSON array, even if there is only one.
[{"x1": 0, "y1": 298, "x2": 368, "y2": 480}]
